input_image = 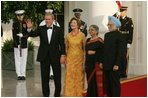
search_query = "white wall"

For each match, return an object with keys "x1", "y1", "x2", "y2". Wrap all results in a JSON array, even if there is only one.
[
  {"x1": 123, "y1": 1, "x2": 147, "y2": 75},
  {"x1": 64, "y1": 1, "x2": 147, "y2": 75}
]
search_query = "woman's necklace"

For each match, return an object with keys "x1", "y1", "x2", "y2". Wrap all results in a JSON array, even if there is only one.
[{"x1": 71, "y1": 30, "x2": 79, "y2": 36}]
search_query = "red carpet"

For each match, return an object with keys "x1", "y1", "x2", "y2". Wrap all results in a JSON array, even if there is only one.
[
  {"x1": 84, "y1": 75, "x2": 147, "y2": 97},
  {"x1": 120, "y1": 75, "x2": 147, "y2": 97}
]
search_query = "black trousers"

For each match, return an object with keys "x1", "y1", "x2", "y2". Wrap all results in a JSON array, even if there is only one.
[
  {"x1": 104, "y1": 70, "x2": 121, "y2": 97},
  {"x1": 40, "y1": 55, "x2": 61, "y2": 97},
  {"x1": 120, "y1": 34, "x2": 129, "y2": 75},
  {"x1": 120, "y1": 47, "x2": 128, "y2": 75}
]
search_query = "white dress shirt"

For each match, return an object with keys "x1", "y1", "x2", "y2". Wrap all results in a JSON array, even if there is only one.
[
  {"x1": 122, "y1": 16, "x2": 126, "y2": 19},
  {"x1": 47, "y1": 25, "x2": 53, "y2": 44}
]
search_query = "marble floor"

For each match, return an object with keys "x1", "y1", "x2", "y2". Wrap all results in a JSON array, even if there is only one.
[
  {"x1": 1, "y1": 47, "x2": 139, "y2": 97},
  {"x1": 1, "y1": 62, "x2": 66, "y2": 97}
]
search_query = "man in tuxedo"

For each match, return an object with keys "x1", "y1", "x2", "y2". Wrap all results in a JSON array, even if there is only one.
[
  {"x1": 39, "y1": 9, "x2": 60, "y2": 80},
  {"x1": 26, "y1": 12, "x2": 66, "y2": 97}
]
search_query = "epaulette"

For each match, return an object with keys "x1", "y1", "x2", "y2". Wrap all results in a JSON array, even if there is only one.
[{"x1": 126, "y1": 17, "x2": 132, "y2": 21}]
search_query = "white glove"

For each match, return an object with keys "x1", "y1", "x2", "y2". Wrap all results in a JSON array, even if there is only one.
[
  {"x1": 116, "y1": 12, "x2": 121, "y2": 17},
  {"x1": 18, "y1": 45, "x2": 20, "y2": 49},
  {"x1": 127, "y1": 44, "x2": 131, "y2": 48},
  {"x1": 27, "y1": 28, "x2": 32, "y2": 32},
  {"x1": 117, "y1": 12, "x2": 121, "y2": 16},
  {"x1": 17, "y1": 33, "x2": 23, "y2": 37}
]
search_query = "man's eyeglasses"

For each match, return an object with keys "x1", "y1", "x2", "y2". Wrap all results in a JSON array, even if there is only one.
[{"x1": 107, "y1": 24, "x2": 114, "y2": 26}]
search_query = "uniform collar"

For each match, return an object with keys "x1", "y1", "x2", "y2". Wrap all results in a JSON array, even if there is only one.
[{"x1": 122, "y1": 16, "x2": 127, "y2": 19}]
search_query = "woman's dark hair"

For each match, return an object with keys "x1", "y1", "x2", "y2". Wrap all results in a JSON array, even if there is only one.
[{"x1": 70, "y1": 17, "x2": 81, "y2": 29}]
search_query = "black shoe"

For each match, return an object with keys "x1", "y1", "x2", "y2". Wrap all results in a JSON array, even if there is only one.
[
  {"x1": 21, "y1": 76, "x2": 26, "y2": 80},
  {"x1": 120, "y1": 74, "x2": 127, "y2": 78},
  {"x1": 17, "y1": 76, "x2": 22, "y2": 80},
  {"x1": 49, "y1": 75, "x2": 54, "y2": 80}
]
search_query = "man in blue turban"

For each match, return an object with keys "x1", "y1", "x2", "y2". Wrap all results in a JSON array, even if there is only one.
[
  {"x1": 102, "y1": 16, "x2": 124, "y2": 96},
  {"x1": 108, "y1": 16, "x2": 121, "y2": 31}
]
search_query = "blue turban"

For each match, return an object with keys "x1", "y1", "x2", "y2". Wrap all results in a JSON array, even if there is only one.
[{"x1": 108, "y1": 16, "x2": 121, "y2": 27}]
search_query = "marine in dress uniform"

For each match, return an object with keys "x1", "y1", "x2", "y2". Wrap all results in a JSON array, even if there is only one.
[
  {"x1": 12, "y1": 10, "x2": 28, "y2": 80},
  {"x1": 39, "y1": 9, "x2": 60, "y2": 80},
  {"x1": 68, "y1": 8, "x2": 87, "y2": 37},
  {"x1": 114, "y1": 6, "x2": 134, "y2": 78}
]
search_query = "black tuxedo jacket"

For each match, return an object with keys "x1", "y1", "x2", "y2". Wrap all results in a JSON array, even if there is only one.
[{"x1": 29, "y1": 25, "x2": 65, "y2": 63}]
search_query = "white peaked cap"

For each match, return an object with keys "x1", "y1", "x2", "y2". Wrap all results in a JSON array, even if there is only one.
[
  {"x1": 15, "y1": 10, "x2": 25, "y2": 15},
  {"x1": 45, "y1": 9, "x2": 53, "y2": 13}
]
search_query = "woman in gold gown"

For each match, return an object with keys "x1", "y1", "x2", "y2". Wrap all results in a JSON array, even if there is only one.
[{"x1": 62, "y1": 17, "x2": 86, "y2": 97}]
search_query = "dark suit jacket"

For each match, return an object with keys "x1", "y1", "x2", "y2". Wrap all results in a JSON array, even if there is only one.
[
  {"x1": 103, "y1": 30, "x2": 124, "y2": 70},
  {"x1": 29, "y1": 25, "x2": 65, "y2": 63}
]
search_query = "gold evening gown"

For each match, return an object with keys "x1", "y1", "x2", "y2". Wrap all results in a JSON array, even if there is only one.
[{"x1": 62, "y1": 32, "x2": 85, "y2": 97}]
